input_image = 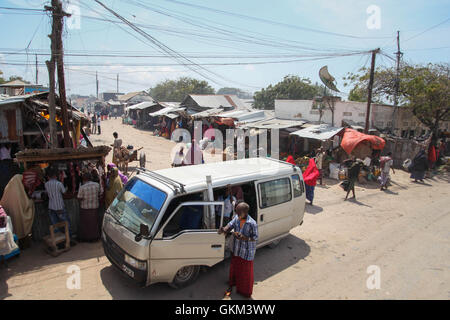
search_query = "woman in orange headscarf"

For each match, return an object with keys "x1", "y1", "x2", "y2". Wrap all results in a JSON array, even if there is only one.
[{"x1": 302, "y1": 158, "x2": 320, "y2": 205}]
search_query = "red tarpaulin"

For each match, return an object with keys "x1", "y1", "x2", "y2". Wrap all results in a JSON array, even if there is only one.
[{"x1": 340, "y1": 128, "x2": 385, "y2": 155}]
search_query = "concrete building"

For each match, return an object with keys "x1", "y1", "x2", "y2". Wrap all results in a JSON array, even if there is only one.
[
  {"x1": 0, "y1": 80, "x2": 48, "y2": 96},
  {"x1": 274, "y1": 99, "x2": 449, "y2": 138}
]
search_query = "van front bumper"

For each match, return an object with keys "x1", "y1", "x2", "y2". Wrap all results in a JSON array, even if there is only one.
[{"x1": 102, "y1": 231, "x2": 147, "y2": 286}]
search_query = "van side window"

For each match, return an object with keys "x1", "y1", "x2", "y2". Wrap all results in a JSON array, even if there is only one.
[
  {"x1": 163, "y1": 204, "x2": 204, "y2": 238},
  {"x1": 258, "y1": 178, "x2": 292, "y2": 208},
  {"x1": 291, "y1": 175, "x2": 303, "y2": 198}
]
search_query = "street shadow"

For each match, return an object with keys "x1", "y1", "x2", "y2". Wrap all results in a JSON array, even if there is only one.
[
  {"x1": 345, "y1": 198, "x2": 372, "y2": 208},
  {"x1": 320, "y1": 178, "x2": 340, "y2": 187},
  {"x1": 389, "y1": 180, "x2": 409, "y2": 190},
  {"x1": 411, "y1": 180, "x2": 433, "y2": 187},
  {"x1": 100, "y1": 234, "x2": 310, "y2": 300},
  {"x1": 305, "y1": 204, "x2": 323, "y2": 215},
  {"x1": 382, "y1": 189, "x2": 399, "y2": 195},
  {"x1": 0, "y1": 241, "x2": 104, "y2": 300}
]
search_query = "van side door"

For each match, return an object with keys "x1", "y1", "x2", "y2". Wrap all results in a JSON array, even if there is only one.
[
  {"x1": 256, "y1": 176, "x2": 293, "y2": 244},
  {"x1": 149, "y1": 201, "x2": 225, "y2": 284},
  {"x1": 291, "y1": 173, "x2": 306, "y2": 227}
]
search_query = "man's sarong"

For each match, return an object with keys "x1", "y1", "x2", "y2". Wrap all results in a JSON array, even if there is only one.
[
  {"x1": 79, "y1": 208, "x2": 99, "y2": 241},
  {"x1": 229, "y1": 255, "x2": 254, "y2": 298}
]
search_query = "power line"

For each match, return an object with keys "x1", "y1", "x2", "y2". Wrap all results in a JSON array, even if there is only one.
[
  {"x1": 404, "y1": 17, "x2": 450, "y2": 42},
  {"x1": 162, "y1": 0, "x2": 393, "y2": 40}
]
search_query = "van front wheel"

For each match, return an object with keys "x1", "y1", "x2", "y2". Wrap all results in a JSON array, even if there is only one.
[
  {"x1": 268, "y1": 239, "x2": 281, "y2": 248},
  {"x1": 169, "y1": 265, "x2": 200, "y2": 289}
]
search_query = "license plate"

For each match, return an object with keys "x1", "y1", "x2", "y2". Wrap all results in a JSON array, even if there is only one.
[{"x1": 122, "y1": 264, "x2": 134, "y2": 278}]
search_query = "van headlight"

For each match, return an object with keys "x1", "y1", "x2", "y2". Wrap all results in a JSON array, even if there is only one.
[{"x1": 124, "y1": 254, "x2": 147, "y2": 270}]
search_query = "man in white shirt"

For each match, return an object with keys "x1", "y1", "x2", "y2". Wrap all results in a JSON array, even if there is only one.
[
  {"x1": 216, "y1": 184, "x2": 237, "y2": 228},
  {"x1": 44, "y1": 167, "x2": 75, "y2": 243},
  {"x1": 379, "y1": 152, "x2": 395, "y2": 190},
  {"x1": 96, "y1": 114, "x2": 101, "y2": 135},
  {"x1": 0, "y1": 144, "x2": 12, "y2": 160},
  {"x1": 315, "y1": 147, "x2": 325, "y2": 185}
]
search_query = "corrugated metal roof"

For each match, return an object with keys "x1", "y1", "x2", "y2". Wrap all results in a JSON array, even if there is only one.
[
  {"x1": 149, "y1": 106, "x2": 185, "y2": 117},
  {"x1": 107, "y1": 100, "x2": 123, "y2": 106},
  {"x1": 127, "y1": 101, "x2": 157, "y2": 110},
  {"x1": 244, "y1": 118, "x2": 305, "y2": 130},
  {"x1": 290, "y1": 124, "x2": 344, "y2": 140},
  {"x1": 118, "y1": 91, "x2": 152, "y2": 102},
  {"x1": 159, "y1": 102, "x2": 181, "y2": 108},
  {"x1": 0, "y1": 80, "x2": 29, "y2": 87},
  {"x1": 191, "y1": 108, "x2": 224, "y2": 118},
  {"x1": 217, "y1": 109, "x2": 265, "y2": 120},
  {"x1": 165, "y1": 113, "x2": 180, "y2": 119},
  {"x1": 188, "y1": 95, "x2": 234, "y2": 109}
]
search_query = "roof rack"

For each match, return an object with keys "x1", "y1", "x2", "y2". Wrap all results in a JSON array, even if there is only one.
[
  {"x1": 264, "y1": 157, "x2": 298, "y2": 172},
  {"x1": 136, "y1": 168, "x2": 186, "y2": 194}
]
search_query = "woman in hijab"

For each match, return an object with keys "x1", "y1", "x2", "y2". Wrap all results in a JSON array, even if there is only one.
[
  {"x1": 286, "y1": 155, "x2": 296, "y2": 165},
  {"x1": 410, "y1": 149, "x2": 428, "y2": 182},
  {"x1": 302, "y1": 158, "x2": 320, "y2": 205},
  {"x1": 105, "y1": 167, "x2": 123, "y2": 209},
  {"x1": 107, "y1": 163, "x2": 128, "y2": 185}
]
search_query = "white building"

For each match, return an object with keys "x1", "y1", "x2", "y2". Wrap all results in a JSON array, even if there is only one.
[{"x1": 274, "y1": 99, "x2": 445, "y2": 138}]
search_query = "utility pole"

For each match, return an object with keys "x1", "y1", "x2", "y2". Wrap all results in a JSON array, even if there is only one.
[
  {"x1": 117, "y1": 73, "x2": 119, "y2": 93},
  {"x1": 46, "y1": 0, "x2": 71, "y2": 148},
  {"x1": 45, "y1": 2, "x2": 58, "y2": 148},
  {"x1": 35, "y1": 54, "x2": 38, "y2": 84},
  {"x1": 96, "y1": 71, "x2": 99, "y2": 99},
  {"x1": 391, "y1": 31, "x2": 403, "y2": 135},
  {"x1": 364, "y1": 48, "x2": 380, "y2": 134}
]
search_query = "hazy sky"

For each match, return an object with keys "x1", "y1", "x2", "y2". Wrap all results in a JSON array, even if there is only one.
[{"x1": 1, "y1": 0, "x2": 449, "y2": 98}]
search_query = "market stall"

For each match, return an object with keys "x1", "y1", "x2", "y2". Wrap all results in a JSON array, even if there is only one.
[{"x1": 13, "y1": 146, "x2": 111, "y2": 242}]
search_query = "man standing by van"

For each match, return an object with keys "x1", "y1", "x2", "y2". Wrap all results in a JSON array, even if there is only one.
[{"x1": 219, "y1": 202, "x2": 258, "y2": 298}]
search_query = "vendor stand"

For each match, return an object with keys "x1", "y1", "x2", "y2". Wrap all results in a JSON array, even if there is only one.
[{"x1": 15, "y1": 146, "x2": 111, "y2": 242}]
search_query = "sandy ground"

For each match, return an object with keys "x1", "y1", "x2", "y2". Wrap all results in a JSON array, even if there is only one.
[{"x1": 1, "y1": 118, "x2": 449, "y2": 300}]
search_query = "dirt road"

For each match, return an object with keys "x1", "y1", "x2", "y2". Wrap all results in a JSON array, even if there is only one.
[{"x1": 1, "y1": 118, "x2": 449, "y2": 300}]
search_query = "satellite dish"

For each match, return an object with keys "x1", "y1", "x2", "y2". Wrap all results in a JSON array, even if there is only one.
[{"x1": 319, "y1": 66, "x2": 340, "y2": 92}]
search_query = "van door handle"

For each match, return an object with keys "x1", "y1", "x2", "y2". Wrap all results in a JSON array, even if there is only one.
[
  {"x1": 211, "y1": 244, "x2": 222, "y2": 248},
  {"x1": 260, "y1": 214, "x2": 264, "y2": 222}
]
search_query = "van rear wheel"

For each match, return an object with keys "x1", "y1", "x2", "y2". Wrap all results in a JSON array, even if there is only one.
[{"x1": 169, "y1": 265, "x2": 200, "y2": 289}]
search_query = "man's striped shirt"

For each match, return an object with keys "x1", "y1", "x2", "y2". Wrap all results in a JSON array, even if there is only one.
[{"x1": 45, "y1": 179, "x2": 67, "y2": 211}]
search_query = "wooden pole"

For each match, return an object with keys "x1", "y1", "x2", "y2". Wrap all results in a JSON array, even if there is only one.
[
  {"x1": 54, "y1": 0, "x2": 72, "y2": 148},
  {"x1": 391, "y1": 31, "x2": 402, "y2": 134},
  {"x1": 44, "y1": 1, "x2": 59, "y2": 149},
  {"x1": 364, "y1": 48, "x2": 380, "y2": 134}
]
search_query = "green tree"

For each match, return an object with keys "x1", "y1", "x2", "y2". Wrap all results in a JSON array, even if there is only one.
[
  {"x1": 344, "y1": 63, "x2": 450, "y2": 135},
  {"x1": 7, "y1": 75, "x2": 30, "y2": 84},
  {"x1": 149, "y1": 77, "x2": 215, "y2": 102},
  {"x1": 400, "y1": 63, "x2": 449, "y2": 136},
  {"x1": 217, "y1": 87, "x2": 252, "y2": 99},
  {"x1": 0, "y1": 70, "x2": 5, "y2": 84},
  {"x1": 253, "y1": 75, "x2": 322, "y2": 110}
]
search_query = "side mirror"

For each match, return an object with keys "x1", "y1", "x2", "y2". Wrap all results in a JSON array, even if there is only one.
[{"x1": 135, "y1": 223, "x2": 150, "y2": 242}]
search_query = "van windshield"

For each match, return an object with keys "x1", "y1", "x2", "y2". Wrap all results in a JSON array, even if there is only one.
[{"x1": 108, "y1": 177, "x2": 167, "y2": 236}]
